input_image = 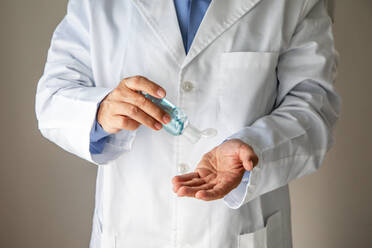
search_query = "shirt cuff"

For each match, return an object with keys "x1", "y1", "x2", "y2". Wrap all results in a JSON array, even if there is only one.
[{"x1": 89, "y1": 119, "x2": 111, "y2": 155}]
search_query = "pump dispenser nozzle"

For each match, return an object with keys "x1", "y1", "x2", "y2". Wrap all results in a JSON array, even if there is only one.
[
  {"x1": 182, "y1": 123, "x2": 202, "y2": 144},
  {"x1": 141, "y1": 92, "x2": 218, "y2": 143},
  {"x1": 182, "y1": 123, "x2": 218, "y2": 143}
]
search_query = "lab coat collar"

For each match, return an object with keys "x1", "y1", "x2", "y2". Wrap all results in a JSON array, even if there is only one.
[
  {"x1": 131, "y1": 0, "x2": 186, "y2": 66},
  {"x1": 131, "y1": 0, "x2": 263, "y2": 68}
]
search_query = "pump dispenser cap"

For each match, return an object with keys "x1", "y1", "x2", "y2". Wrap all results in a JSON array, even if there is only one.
[{"x1": 182, "y1": 123, "x2": 202, "y2": 144}]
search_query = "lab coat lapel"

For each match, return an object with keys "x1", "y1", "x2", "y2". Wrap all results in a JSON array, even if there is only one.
[
  {"x1": 131, "y1": 0, "x2": 263, "y2": 68},
  {"x1": 131, "y1": 0, "x2": 186, "y2": 67},
  {"x1": 183, "y1": 0, "x2": 263, "y2": 68}
]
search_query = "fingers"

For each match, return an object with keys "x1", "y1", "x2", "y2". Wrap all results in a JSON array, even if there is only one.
[
  {"x1": 173, "y1": 173, "x2": 218, "y2": 198},
  {"x1": 173, "y1": 174, "x2": 236, "y2": 200},
  {"x1": 195, "y1": 189, "x2": 224, "y2": 201},
  {"x1": 114, "y1": 76, "x2": 171, "y2": 126},
  {"x1": 97, "y1": 76, "x2": 171, "y2": 133},
  {"x1": 114, "y1": 102, "x2": 164, "y2": 131},
  {"x1": 172, "y1": 172, "x2": 213, "y2": 197},
  {"x1": 98, "y1": 101, "x2": 162, "y2": 130},
  {"x1": 116, "y1": 88, "x2": 171, "y2": 125},
  {"x1": 176, "y1": 183, "x2": 215, "y2": 197},
  {"x1": 172, "y1": 172, "x2": 200, "y2": 183},
  {"x1": 172, "y1": 178, "x2": 206, "y2": 193},
  {"x1": 195, "y1": 184, "x2": 231, "y2": 201},
  {"x1": 124, "y1": 76, "x2": 166, "y2": 99}
]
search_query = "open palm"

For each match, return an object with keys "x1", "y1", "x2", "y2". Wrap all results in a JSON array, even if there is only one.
[{"x1": 172, "y1": 139, "x2": 259, "y2": 201}]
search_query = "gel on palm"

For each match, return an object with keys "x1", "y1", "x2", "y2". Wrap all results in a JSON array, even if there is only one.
[{"x1": 142, "y1": 93, "x2": 217, "y2": 143}]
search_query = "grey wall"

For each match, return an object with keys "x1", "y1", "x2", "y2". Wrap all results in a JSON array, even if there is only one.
[{"x1": 0, "y1": 0, "x2": 371, "y2": 247}]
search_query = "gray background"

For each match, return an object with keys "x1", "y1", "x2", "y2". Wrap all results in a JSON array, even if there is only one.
[{"x1": 0, "y1": 0, "x2": 371, "y2": 247}]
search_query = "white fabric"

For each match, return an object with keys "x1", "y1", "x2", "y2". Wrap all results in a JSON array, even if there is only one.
[{"x1": 35, "y1": 0, "x2": 341, "y2": 247}]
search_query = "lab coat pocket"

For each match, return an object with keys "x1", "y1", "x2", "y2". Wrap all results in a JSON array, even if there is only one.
[
  {"x1": 218, "y1": 51, "x2": 279, "y2": 134},
  {"x1": 238, "y1": 211, "x2": 283, "y2": 248}
]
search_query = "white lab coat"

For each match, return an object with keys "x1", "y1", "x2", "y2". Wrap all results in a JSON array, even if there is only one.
[{"x1": 36, "y1": 0, "x2": 341, "y2": 247}]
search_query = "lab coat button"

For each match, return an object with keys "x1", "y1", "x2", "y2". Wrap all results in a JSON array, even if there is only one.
[
  {"x1": 181, "y1": 81, "x2": 194, "y2": 92},
  {"x1": 177, "y1": 163, "x2": 190, "y2": 174}
]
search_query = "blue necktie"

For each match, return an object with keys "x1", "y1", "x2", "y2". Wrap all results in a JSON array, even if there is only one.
[{"x1": 174, "y1": 0, "x2": 212, "y2": 53}]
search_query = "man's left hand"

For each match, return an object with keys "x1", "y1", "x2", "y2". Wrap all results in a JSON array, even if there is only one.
[{"x1": 172, "y1": 139, "x2": 259, "y2": 201}]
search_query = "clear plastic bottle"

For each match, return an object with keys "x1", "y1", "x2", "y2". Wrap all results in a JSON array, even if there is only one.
[{"x1": 142, "y1": 93, "x2": 217, "y2": 143}]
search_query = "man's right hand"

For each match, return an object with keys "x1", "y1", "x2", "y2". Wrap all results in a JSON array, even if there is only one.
[{"x1": 97, "y1": 76, "x2": 171, "y2": 134}]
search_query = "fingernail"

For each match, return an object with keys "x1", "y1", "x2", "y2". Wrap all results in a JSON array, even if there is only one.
[
  {"x1": 163, "y1": 114, "x2": 171, "y2": 124},
  {"x1": 157, "y1": 89, "x2": 166, "y2": 98},
  {"x1": 155, "y1": 122, "x2": 163, "y2": 130}
]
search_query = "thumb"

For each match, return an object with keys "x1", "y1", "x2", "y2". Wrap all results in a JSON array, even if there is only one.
[{"x1": 240, "y1": 145, "x2": 259, "y2": 171}]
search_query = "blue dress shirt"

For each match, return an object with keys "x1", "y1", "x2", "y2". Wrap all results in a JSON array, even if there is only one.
[{"x1": 89, "y1": 118, "x2": 110, "y2": 154}]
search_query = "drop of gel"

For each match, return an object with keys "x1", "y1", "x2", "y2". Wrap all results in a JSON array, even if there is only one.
[{"x1": 201, "y1": 128, "x2": 218, "y2": 138}]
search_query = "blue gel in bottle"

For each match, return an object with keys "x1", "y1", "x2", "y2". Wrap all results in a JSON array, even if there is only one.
[{"x1": 142, "y1": 93, "x2": 217, "y2": 143}]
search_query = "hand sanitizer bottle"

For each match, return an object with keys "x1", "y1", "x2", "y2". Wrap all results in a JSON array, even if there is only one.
[{"x1": 142, "y1": 93, "x2": 217, "y2": 143}]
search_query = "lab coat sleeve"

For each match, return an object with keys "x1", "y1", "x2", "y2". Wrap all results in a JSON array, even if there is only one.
[
  {"x1": 223, "y1": 0, "x2": 341, "y2": 209},
  {"x1": 35, "y1": 0, "x2": 136, "y2": 165}
]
